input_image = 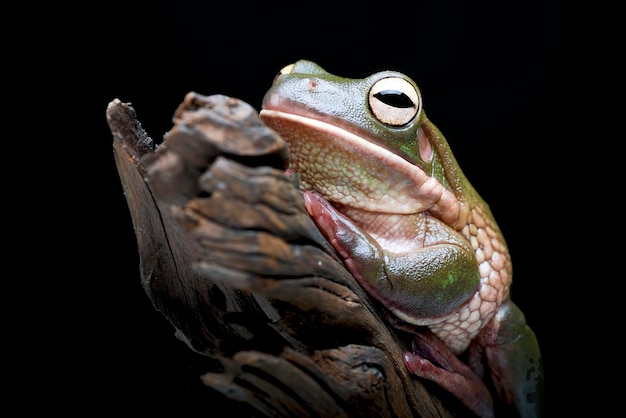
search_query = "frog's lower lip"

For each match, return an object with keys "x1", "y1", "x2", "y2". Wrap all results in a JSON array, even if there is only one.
[
  {"x1": 259, "y1": 109, "x2": 461, "y2": 223},
  {"x1": 261, "y1": 98, "x2": 421, "y2": 166},
  {"x1": 259, "y1": 109, "x2": 417, "y2": 173}
]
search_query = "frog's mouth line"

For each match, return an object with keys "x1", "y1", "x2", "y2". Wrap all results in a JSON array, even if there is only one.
[{"x1": 259, "y1": 109, "x2": 462, "y2": 226}]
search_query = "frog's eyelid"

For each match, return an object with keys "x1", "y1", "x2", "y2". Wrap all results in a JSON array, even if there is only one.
[{"x1": 369, "y1": 77, "x2": 421, "y2": 126}]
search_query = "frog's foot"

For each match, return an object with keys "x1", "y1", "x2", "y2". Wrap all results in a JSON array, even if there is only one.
[{"x1": 404, "y1": 331, "x2": 494, "y2": 418}]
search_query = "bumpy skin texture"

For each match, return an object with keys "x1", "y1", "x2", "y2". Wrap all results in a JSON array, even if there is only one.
[
  {"x1": 259, "y1": 60, "x2": 543, "y2": 417},
  {"x1": 432, "y1": 193, "x2": 511, "y2": 354}
]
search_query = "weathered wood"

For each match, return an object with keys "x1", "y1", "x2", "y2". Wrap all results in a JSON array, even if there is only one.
[{"x1": 108, "y1": 92, "x2": 464, "y2": 417}]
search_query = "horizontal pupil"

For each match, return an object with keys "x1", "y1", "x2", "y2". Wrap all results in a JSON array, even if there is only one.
[{"x1": 374, "y1": 90, "x2": 414, "y2": 108}]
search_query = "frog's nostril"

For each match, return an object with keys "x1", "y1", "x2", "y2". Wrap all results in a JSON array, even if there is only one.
[{"x1": 307, "y1": 78, "x2": 318, "y2": 93}]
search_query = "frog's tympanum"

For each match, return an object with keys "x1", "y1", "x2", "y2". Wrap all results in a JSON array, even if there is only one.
[{"x1": 259, "y1": 60, "x2": 543, "y2": 418}]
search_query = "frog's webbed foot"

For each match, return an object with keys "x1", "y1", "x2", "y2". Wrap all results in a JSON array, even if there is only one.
[{"x1": 403, "y1": 330, "x2": 494, "y2": 418}]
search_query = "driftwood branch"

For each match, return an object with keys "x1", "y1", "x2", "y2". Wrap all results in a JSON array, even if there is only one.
[{"x1": 107, "y1": 92, "x2": 469, "y2": 417}]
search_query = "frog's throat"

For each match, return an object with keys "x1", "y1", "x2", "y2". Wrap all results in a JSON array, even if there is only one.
[{"x1": 259, "y1": 109, "x2": 468, "y2": 228}]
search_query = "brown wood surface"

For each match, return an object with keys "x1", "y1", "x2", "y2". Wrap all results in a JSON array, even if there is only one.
[{"x1": 107, "y1": 92, "x2": 470, "y2": 417}]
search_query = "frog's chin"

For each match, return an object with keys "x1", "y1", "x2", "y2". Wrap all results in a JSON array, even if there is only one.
[{"x1": 260, "y1": 109, "x2": 461, "y2": 224}]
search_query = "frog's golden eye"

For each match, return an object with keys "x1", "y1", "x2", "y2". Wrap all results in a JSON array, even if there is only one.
[{"x1": 369, "y1": 77, "x2": 420, "y2": 126}]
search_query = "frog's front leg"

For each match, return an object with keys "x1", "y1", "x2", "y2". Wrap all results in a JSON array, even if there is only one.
[
  {"x1": 303, "y1": 191, "x2": 480, "y2": 319},
  {"x1": 476, "y1": 300, "x2": 544, "y2": 417},
  {"x1": 303, "y1": 191, "x2": 494, "y2": 416}
]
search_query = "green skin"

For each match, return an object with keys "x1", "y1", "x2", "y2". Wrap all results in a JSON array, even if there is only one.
[{"x1": 259, "y1": 60, "x2": 543, "y2": 418}]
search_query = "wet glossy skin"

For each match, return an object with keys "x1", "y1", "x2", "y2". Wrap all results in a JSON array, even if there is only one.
[{"x1": 259, "y1": 60, "x2": 543, "y2": 418}]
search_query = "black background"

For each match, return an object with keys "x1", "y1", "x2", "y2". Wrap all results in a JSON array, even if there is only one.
[{"x1": 29, "y1": 0, "x2": 594, "y2": 416}]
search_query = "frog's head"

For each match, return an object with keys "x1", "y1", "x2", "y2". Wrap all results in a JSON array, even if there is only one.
[{"x1": 259, "y1": 60, "x2": 475, "y2": 228}]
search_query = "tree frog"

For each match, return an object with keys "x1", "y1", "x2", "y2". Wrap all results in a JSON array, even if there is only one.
[{"x1": 259, "y1": 60, "x2": 543, "y2": 418}]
